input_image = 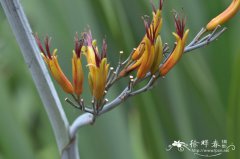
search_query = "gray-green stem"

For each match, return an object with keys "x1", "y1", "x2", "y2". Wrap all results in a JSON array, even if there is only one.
[{"x1": 0, "y1": 0, "x2": 80, "y2": 158}]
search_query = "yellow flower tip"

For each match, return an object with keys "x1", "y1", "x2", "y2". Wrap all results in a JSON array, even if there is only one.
[
  {"x1": 81, "y1": 46, "x2": 87, "y2": 52},
  {"x1": 53, "y1": 49, "x2": 58, "y2": 56},
  {"x1": 72, "y1": 50, "x2": 76, "y2": 57},
  {"x1": 206, "y1": 0, "x2": 240, "y2": 31},
  {"x1": 92, "y1": 39, "x2": 97, "y2": 47},
  {"x1": 40, "y1": 52, "x2": 45, "y2": 58},
  {"x1": 182, "y1": 29, "x2": 190, "y2": 45},
  {"x1": 172, "y1": 32, "x2": 181, "y2": 41},
  {"x1": 184, "y1": 29, "x2": 190, "y2": 36}
]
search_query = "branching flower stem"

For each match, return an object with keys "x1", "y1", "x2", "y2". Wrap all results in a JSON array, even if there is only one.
[
  {"x1": 184, "y1": 26, "x2": 227, "y2": 53},
  {"x1": 71, "y1": 25, "x2": 227, "y2": 137}
]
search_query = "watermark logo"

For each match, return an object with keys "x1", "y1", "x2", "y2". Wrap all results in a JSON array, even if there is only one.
[{"x1": 166, "y1": 139, "x2": 235, "y2": 158}]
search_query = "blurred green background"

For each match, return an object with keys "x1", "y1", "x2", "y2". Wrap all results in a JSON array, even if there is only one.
[{"x1": 0, "y1": 0, "x2": 239, "y2": 159}]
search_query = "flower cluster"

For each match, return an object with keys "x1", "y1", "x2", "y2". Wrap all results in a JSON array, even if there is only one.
[
  {"x1": 35, "y1": 0, "x2": 239, "y2": 115},
  {"x1": 35, "y1": 32, "x2": 109, "y2": 112},
  {"x1": 120, "y1": 1, "x2": 164, "y2": 78}
]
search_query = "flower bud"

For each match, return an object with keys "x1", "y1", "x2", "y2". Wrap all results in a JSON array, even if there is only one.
[{"x1": 206, "y1": 0, "x2": 240, "y2": 30}]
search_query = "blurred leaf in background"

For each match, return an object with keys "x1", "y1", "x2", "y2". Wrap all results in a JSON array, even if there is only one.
[{"x1": 0, "y1": 0, "x2": 239, "y2": 159}]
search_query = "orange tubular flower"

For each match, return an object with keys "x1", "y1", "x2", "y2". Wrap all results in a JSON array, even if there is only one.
[
  {"x1": 131, "y1": 0, "x2": 163, "y2": 61},
  {"x1": 72, "y1": 34, "x2": 84, "y2": 96},
  {"x1": 206, "y1": 0, "x2": 240, "y2": 31},
  {"x1": 159, "y1": 15, "x2": 189, "y2": 76},
  {"x1": 136, "y1": 18, "x2": 163, "y2": 79},
  {"x1": 83, "y1": 31, "x2": 109, "y2": 101},
  {"x1": 35, "y1": 35, "x2": 74, "y2": 93}
]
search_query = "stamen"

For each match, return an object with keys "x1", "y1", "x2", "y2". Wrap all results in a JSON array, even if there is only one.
[
  {"x1": 142, "y1": 17, "x2": 155, "y2": 44},
  {"x1": 101, "y1": 38, "x2": 107, "y2": 59},
  {"x1": 74, "y1": 33, "x2": 83, "y2": 58},
  {"x1": 159, "y1": 0, "x2": 163, "y2": 10},
  {"x1": 150, "y1": 0, "x2": 163, "y2": 12},
  {"x1": 44, "y1": 36, "x2": 52, "y2": 59},
  {"x1": 150, "y1": 0, "x2": 157, "y2": 13},
  {"x1": 75, "y1": 33, "x2": 79, "y2": 54},
  {"x1": 153, "y1": 18, "x2": 160, "y2": 38},
  {"x1": 84, "y1": 30, "x2": 93, "y2": 47},
  {"x1": 34, "y1": 34, "x2": 46, "y2": 56},
  {"x1": 92, "y1": 46, "x2": 101, "y2": 67},
  {"x1": 174, "y1": 13, "x2": 186, "y2": 39}
]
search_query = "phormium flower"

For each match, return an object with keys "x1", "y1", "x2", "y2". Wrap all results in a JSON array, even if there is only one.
[
  {"x1": 83, "y1": 31, "x2": 109, "y2": 101},
  {"x1": 136, "y1": 17, "x2": 162, "y2": 78},
  {"x1": 159, "y1": 14, "x2": 189, "y2": 76},
  {"x1": 35, "y1": 34, "x2": 74, "y2": 94},
  {"x1": 72, "y1": 33, "x2": 84, "y2": 96}
]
